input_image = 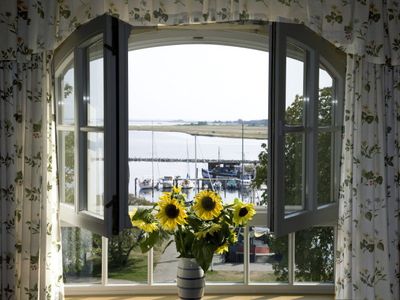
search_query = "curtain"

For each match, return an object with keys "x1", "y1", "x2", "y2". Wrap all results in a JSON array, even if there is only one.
[
  {"x1": 1, "y1": 1, "x2": 399, "y2": 65},
  {"x1": 336, "y1": 55, "x2": 400, "y2": 300},
  {"x1": 1, "y1": 1, "x2": 400, "y2": 300},
  {"x1": 0, "y1": 54, "x2": 63, "y2": 299}
]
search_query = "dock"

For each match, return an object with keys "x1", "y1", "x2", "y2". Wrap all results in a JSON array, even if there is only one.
[{"x1": 128, "y1": 157, "x2": 259, "y2": 164}]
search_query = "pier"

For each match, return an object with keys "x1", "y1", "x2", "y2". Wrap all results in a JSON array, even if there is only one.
[{"x1": 128, "y1": 157, "x2": 259, "y2": 164}]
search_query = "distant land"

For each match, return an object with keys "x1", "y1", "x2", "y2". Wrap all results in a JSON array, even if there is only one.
[{"x1": 128, "y1": 119, "x2": 268, "y2": 139}]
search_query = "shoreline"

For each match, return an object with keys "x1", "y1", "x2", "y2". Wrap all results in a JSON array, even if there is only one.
[{"x1": 128, "y1": 124, "x2": 268, "y2": 140}]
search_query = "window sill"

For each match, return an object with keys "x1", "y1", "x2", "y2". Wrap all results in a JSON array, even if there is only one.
[{"x1": 66, "y1": 295, "x2": 333, "y2": 300}]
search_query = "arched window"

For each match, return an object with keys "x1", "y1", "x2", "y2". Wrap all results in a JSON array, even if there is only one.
[{"x1": 55, "y1": 15, "x2": 344, "y2": 292}]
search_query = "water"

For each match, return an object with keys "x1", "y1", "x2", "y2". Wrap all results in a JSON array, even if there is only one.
[{"x1": 129, "y1": 130, "x2": 267, "y2": 204}]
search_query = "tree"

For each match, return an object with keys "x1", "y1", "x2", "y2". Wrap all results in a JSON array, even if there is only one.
[{"x1": 253, "y1": 87, "x2": 335, "y2": 282}]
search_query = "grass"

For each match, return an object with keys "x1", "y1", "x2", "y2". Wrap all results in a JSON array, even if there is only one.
[
  {"x1": 108, "y1": 252, "x2": 148, "y2": 282},
  {"x1": 129, "y1": 124, "x2": 267, "y2": 139}
]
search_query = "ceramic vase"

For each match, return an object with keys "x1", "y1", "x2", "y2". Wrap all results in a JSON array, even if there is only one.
[{"x1": 177, "y1": 257, "x2": 205, "y2": 300}]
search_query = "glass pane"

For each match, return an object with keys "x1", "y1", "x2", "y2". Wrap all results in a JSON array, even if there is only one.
[
  {"x1": 318, "y1": 67, "x2": 334, "y2": 126},
  {"x1": 295, "y1": 227, "x2": 334, "y2": 283},
  {"x1": 207, "y1": 228, "x2": 244, "y2": 283},
  {"x1": 87, "y1": 132, "x2": 104, "y2": 216},
  {"x1": 108, "y1": 228, "x2": 148, "y2": 284},
  {"x1": 154, "y1": 239, "x2": 178, "y2": 283},
  {"x1": 58, "y1": 65, "x2": 75, "y2": 125},
  {"x1": 285, "y1": 42, "x2": 305, "y2": 126},
  {"x1": 284, "y1": 133, "x2": 304, "y2": 214},
  {"x1": 318, "y1": 132, "x2": 333, "y2": 205},
  {"x1": 88, "y1": 39, "x2": 104, "y2": 126},
  {"x1": 249, "y1": 227, "x2": 288, "y2": 282},
  {"x1": 58, "y1": 131, "x2": 75, "y2": 205},
  {"x1": 61, "y1": 227, "x2": 102, "y2": 284}
]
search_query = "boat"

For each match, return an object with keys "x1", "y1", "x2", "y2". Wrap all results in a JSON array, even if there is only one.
[
  {"x1": 202, "y1": 165, "x2": 239, "y2": 179},
  {"x1": 226, "y1": 179, "x2": 238, "y2": 190},
  {"x1": 157, "y1": 176, "x2": 174, "y2": 190},
  {"x1": 180, "y1": 178, "x2": 194, "y2": 189},
  {"x1": 240, "y1": 174, "x2": 252, "y2": 188},
  {"x1": 139, "y1": 178, "x2": 154, "y2": 190}
]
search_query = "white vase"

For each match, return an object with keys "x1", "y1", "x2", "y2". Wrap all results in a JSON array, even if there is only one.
[{"x1": 177, "y1": 257, "x2": 205, "y2": 300}]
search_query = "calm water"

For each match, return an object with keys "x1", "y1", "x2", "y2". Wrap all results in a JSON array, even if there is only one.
[{"x1": 128, "y1": 130, "x2": 267, "y2": 203}]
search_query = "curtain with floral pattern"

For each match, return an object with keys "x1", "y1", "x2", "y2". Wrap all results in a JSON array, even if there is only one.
[
  {"x1": 1, "y1": 1, "x2": 400, "y2": 300},
  {"x1": 336, "y1": 55, "x2": 400, "y2": 300},
  {"x1": 0, "y1": 53, "x2": 63, "y2": 299}
]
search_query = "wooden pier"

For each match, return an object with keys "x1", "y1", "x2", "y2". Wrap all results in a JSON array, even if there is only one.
[{"x1": 128, "y1": 157, "x2": 259, "y2": 164}]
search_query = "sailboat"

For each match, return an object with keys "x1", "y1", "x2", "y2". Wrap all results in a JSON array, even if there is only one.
[
  {"x1": 139, "y1": 125, "x2": 157, "y2": 190},
  {"x1": 180, "y1": 140, "x2": 195, "y2": 190}
]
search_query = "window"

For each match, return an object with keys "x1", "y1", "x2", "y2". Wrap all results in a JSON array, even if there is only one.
[
  {"x1": 55, "y1": 15, "x2": 344, "y2": 293},
  {"x1": 268, "y1": 23, "x2": 345, "y2": 236},
  {"x1": 55, "y1": 15, "x2": 132, "y2": 237}
]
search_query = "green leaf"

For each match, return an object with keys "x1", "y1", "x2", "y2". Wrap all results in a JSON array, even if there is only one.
[
  {"x1": 192, "y1": 240, "x2": 215, "y2": 272},
  {"x1": 140, "y1": 230, "x2": 159, "y2": 253},
  {"x1": 377, "y1": 242, "x2": 384, "y2": 251}
]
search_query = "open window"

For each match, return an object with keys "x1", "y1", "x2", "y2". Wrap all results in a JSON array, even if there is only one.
[
  {"x1": 268, "y1": 23, "x2": 345, "y2": 236},
  {"x1": 55, "y1": 15, "x2": 132, "y2": 237},
  {"x1": 55, "y1": 15, "x2": 345, "y2": 242}
]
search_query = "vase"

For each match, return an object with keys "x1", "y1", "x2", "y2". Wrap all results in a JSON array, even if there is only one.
[{"x1": 177, "y1": 257, "x2": 205, "y2": 300}]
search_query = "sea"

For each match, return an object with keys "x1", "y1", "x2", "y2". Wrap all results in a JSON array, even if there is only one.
[{"x1": 128, "y1": 122, "x2": 267, "y2": 204}]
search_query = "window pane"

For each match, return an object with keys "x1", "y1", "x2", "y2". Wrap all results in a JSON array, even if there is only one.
[
  {"x1": 108, "y1": 228, "x2": 148, "y2": 284},
  {"x1": 284, "y1": 133, "x2": 304, "y2": 214},
  {"x1": 62, "y1": 227, "x2": 102, "y2": 284},
  {"x1": 317, "y1": 132, "x2": 333, "y2": 205},
  {"x1": 295, "y1": 227, "x2": 334, "y2": 283},
  {"x1": 249, "y1": 227, "x2": 288, "y2": 282},
  {"x1": 154, "y1": 239, "x2": 178, "y2": 283},
  {"x1": 285, "y1": 42, "x2": 305, "y2": 126},
  {"x1": 88, "y1": 39, "x2": 104, "y2": 126},
  {"x1": 58, "y1": 131, "x2": 75, "y2": 205},
  {"x1": 87, "y1": 132, "x2": 104, "y2": 216},
  {"x1": 318, "y1": 67, "x2": 334, "y2": 126},
  {"x1": 58, "y1": 66, "x2": 75, "y2": 125}
]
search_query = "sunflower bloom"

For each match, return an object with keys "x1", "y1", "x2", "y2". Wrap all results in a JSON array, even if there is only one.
[
  {"x1": 131, "y1": 220, "x2": 158, "y2": 233},
  {"x1": 233, "y1": 200, "x2": 255, "y2": 226},
  {"x1": 215, "y1": 243, "x2": 229, "y2": 254},
  {"x1": 194, "y1": 223, "x2": 222, "y2": 239},
  {"x1": 229, "y1": 230, "x2": 238, "y2": 243},
  {"x1": 156, "y1": 197, "x2": 187, "y2": 231},
  {"x1": 193, "y1": 190, "x2": 223, "y2": 220}
]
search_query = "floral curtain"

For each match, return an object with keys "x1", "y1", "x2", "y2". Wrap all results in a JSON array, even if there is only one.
[
  {"x1": 0, "y1": 0, "x2": 400, "y2": 65},
  {"x1": 336, "y1": 55, "x2": 400, "y2": 300},
  {"x1": 1, "y1": 1, "x2": 400, "y2": 300},
  {"x1": 0, "y1": 55, "x2": 63, "y2": 299}
]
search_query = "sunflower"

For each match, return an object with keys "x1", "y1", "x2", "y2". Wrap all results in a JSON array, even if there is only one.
[
  {"x1": 194, "y1": 223, "x2": 222, "y2": 239},
  {"x1": 156, "y1": 196, "x2": 187, "y2": 231},
  {"x1": 193, "y1": 190, "x2": 223, "y2": 220},
  {"x1": 131, "y1": 220, "x2": 158, "y2": 233},
  {"x1": 233, "y1": 199, "x2": 256, "y2": 226},
  {"x1": 215, "y1": 242, "x2": 229, "y2": 254},
  {"x1": 229, "y1": 230, "x2": 238, "y2": 243}
]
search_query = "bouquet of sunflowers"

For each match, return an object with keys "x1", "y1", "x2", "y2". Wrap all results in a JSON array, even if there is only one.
[{"x1": 129, "y1": 186, "x2": 255, "y2": 272}]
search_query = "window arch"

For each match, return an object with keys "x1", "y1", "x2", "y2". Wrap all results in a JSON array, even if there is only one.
[{"x1": 55, "y1": 15, "x2": 345, "y2": 293}]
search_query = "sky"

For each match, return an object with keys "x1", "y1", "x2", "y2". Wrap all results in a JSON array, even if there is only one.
[
  {"x1": 128, "y1": 44, "x2": 332, "y2": 122},
  {"x1": 61, "y1": 44, "x2": 333, "y2": 123}
]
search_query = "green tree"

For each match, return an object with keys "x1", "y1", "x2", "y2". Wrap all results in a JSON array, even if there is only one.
[{"x1": 253, "y1": 87, "x2": 335, "y2": 282}]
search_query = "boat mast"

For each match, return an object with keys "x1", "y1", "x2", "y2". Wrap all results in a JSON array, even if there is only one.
[
  {"x1": 241, "y1": 121, "x2": 244, "y2": 197},
  {"x1": 194, "y1": 135, "x2": 198, "y2": 191},
  {"x1": 151, "y1": 122, "x2": 154, "y2": 199}
]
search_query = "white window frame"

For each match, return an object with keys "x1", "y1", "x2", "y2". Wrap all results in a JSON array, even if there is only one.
[{"x1": 55, "y1": 14, "x2": 132, "y2": 237}]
